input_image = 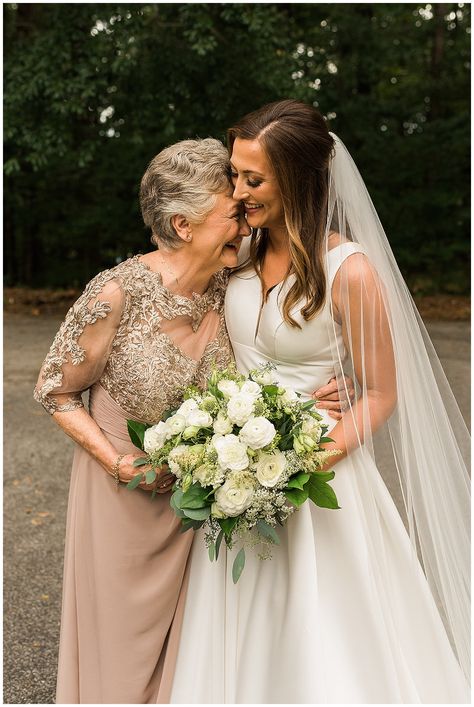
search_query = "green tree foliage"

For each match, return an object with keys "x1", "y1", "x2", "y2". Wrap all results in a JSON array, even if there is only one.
[{"x1": 4, "y1": 3, "x2": 470, "y2": 292}]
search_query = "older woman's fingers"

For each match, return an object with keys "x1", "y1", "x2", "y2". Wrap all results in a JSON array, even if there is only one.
[{"x1": 328, "y1": 411, "x2": 343, "y2": 420}]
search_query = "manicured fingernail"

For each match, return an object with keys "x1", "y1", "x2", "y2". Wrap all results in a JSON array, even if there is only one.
[{"x1": 314, "y1": 390, "x2": 322, "y2": 397}]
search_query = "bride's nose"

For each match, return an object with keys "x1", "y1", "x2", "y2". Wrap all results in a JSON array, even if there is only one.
[{"x1": 232, "y1": 177, "x2": 249, "y2": 203}]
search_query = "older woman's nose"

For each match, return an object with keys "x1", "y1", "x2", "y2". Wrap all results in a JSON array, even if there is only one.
[{"x1": 238, "y1": 217, "x2": 251, "y2": 237}]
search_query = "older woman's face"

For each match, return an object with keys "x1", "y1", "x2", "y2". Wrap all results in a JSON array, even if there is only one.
[{"x1": 189, "y1": 190, "x2": 250, "y2": 269}]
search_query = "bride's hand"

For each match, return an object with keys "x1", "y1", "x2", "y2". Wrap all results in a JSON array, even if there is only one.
[
  {"x1": 312, "y1": 375, "x2": 356, "y2": 420},
  {"x1": 111, "y1": 454, "x2": 175, "y2": 494}
]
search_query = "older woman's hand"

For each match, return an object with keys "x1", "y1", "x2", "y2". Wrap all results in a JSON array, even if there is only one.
[
  {"x1": 115, "y1": 454, "x2": 175, "y2": 494},
  {"x1": 311, "y1": 374, "x2": 356, "y2": 420}
]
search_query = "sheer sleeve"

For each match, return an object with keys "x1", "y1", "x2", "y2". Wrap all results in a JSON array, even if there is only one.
[{"x1": 34, "y1": 274, "x2": 125, "y2": 414}]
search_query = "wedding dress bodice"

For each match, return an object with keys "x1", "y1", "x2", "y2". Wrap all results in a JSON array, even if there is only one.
[{"x1": 225, "y1": 242, "x2": 365, "y2": 395}]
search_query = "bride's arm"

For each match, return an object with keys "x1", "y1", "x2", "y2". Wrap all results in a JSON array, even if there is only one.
[{"x1": 319, "y1": 253, "x2": 397, "y2": 468}]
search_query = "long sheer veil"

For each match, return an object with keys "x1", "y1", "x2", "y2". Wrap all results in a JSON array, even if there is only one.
[{"x1": 325, "y1": 133, "x2": 470, "y2": 680}]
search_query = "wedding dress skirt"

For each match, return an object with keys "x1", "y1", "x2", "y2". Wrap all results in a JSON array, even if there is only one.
[{"x1": 169, "y1": 245, "x2": 469, "y2": 704}]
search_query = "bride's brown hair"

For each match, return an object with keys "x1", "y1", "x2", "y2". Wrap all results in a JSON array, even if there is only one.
[{"x1": 228, "y1": 99, "x2": 335, "y2": 328}]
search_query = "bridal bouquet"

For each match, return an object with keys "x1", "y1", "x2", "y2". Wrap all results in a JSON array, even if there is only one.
[{"x1": 127, "y1": 363, "x2": 340, "y2": 582}]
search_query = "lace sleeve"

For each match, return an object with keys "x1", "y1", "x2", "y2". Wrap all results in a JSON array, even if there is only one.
[{"x1": 34, "y1": 273, "x2": 125, "y2": 414}]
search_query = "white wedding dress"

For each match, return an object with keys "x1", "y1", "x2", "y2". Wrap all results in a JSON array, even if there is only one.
[{"x1": 169, "y1": 243, "x2": 469, "y2": 704}]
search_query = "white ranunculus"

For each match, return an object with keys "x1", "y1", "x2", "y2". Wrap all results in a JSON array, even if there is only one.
[
  {"x1": 186, "y1": 409, "x2": 213, "y2": 429},
  {"x1": 240, "y1": 380, "x2": 262, "y2": 399},
  {"x1": 214, "y1": 478, "x2": 254, "y2": 517},
  {"x1": 166, "y1": 414, "x2": 187, "y2": 436},
  {"x1": 167, "y1": 444, "x2": 188, "y2": 476},
  {"x1": 255, "y1": 451, "x2": 287, "y2": 488},
  {"x1": 213, "y1": 434, "x2": 249, "y2": 471},
  {"x1": 176, "y1": 398, "x2": 199, "y2": 419},
  {"x1": 217, "y1": 379, "x2": 240, "y2": 398},
  {"x1": 143, "y1": 421, "x2": 169, "y2": 453},
  {"x1": 227, "y1": 393, "x2": 255, "y2": 426},
  {"x1": 239, "y1": 416, "x2": 276, "y2": 450},
  {"x1": 213, "y1": 412, "x2": 234, "y2": 435},
  {"x1": 301, "y1": 415, "x2": 322, "y2": 442}
]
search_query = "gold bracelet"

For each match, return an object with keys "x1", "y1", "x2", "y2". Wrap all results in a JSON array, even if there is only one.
[{"x1": 111, "y1": 454, "x2": 125, "y2": 488}]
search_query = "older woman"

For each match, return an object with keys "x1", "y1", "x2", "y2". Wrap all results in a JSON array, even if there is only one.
[{"x1": 34, "y1": 138, "x2": 250, "y2": 704}]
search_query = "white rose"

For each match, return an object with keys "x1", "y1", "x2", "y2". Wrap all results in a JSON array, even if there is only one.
[
  {"x1": 213, "y1": 434, "x2": 249, "y2": 471},
  {"x1": 240, "y1": 380, "x2": 262, "y2": 399},
  {"x1": 166, "y1": 414, "x2": 187, "y2": 436},
  {"x1": 281, "y1": 387, "x2": 298, "y2": 404},
  {"x1": 239, "y1": 417, "x2": 276, "y2": 449},
  {"x1": 143, "y1": 421, "x2": 169, "y2": 453},
  {"x1": 217, "y1": 379, "x2": 241, "y2": 398},
  {"x1": 176, "y1": 398, "x2": 199, "y2": 419},
  {"x1": 214, "y1": 478, "x2": 254, "y2": 517},
  {"x1": 255, "y1": 451, "x2": 287, "y2": 488},
  {"x1": 167, "y1": 444, "x2": 188, "y2": 476},
  {"x1": 186, "y1": 409, "x2": 213, "y2": 428},
  {"x1": 227, "y1": 393, "x2": 255, "y2": 426},
  {"x1": 213, "y1": 412, "x2": 234, "y2": 435},
  {"x1": 301, "y1": 415, "x2": 322, "y2": 442}
]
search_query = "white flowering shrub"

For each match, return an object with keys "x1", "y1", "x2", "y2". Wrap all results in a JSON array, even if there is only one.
[{"x1": 127, "y1": 362, "x2": 340, "y2": 582}]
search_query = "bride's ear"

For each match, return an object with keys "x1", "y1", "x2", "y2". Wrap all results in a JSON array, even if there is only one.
[{"x1": 171, "y1": 214, "x2": 193, "y2": 243}]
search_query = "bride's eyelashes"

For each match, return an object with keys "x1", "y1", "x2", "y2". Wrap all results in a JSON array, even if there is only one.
[{"x1": 230, "y1": 171, "x2": 262, "y2": 189}]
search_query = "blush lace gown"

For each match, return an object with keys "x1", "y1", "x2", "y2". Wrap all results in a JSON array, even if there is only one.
[
  {"x1": 34, "y1": 256, "x2": 232, "y2": 704},
  {"x1": 169, "y1": 243, "x2": 469, "y2": 704}
]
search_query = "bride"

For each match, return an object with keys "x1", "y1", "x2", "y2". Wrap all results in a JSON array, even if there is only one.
[{"x1": 169, "y1": 100, "x2": 470, "y2": 703}]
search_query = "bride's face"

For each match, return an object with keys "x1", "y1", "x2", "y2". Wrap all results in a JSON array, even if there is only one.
[
  {"x1": 188, "y1": 190, "x2": 250, "y2": 269},
  {"x1": 230, "y1": 138, "x2": 285, "y2": 232}
]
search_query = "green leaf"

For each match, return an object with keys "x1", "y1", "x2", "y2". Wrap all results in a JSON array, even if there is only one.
[
  {"x1": 133, "y1": 457, "x2": 149, "y2": 467},
  {"x1": 127, "y1": 419, "x2": 148, "y2": 450},
  {"x1": 215, "y1": 529, "x2": 224, "y2": 560},
  {"x1": 256, "y1": 519, "x2": 280, "y2": 545},
  {"x1": 284, "y1": 487, "x2": 309, "y2": 507},
  {"x1": 306, "y1": 475, "x2": 340, "y2": 509},
  {"x1": 180, "y1": 483, "x2": 209, "y2": 509},
  {"x1": 319, "y1": 436, "x2": 335, "y2": 444},
  {"x1": 179, "y1": 518, "x2": 204, "y2": 533},
  {"x1": 232, "y1": 547, "x2": 246, "y2": 583},
  {"x1": 171, "y1": 488, "x2": 184, "y2": 508},
  {"x1": 301, "y1": 400, "x2": 316, "y2": 410},
  {"x1": 218, "y1": 516, "x2": 238, "y2": 538},
  {"x1": 145, "y1": 469, "x2": 157, "y2": 484},
  {"x1": 182, "y1": 506, "x2": 211, "y2": 520},
  {"x1": 126, "y1": 473, "x2": 144, "y2": 490},
  {"x1": 263, "y1": 385, "x2": 279, "y2": 396},
  {"x1": 208, "y1": 542, "x2": 215, "y2": 562},
  {"x1": 286, "y1": 472, "x2": 310, "y2": 490},
  {"x1": 309, "y1": 470, "x2": 335, "y2": 483}
]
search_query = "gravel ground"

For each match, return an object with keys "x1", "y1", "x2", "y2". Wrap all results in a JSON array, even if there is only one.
[{"x1": 3, "y1": 314, "x2": 470, "y2": 704}]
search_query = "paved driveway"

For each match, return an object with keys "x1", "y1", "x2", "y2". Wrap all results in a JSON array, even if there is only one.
[{"x1": 3, "y1": 315, "x2": 470, "y2": 704}]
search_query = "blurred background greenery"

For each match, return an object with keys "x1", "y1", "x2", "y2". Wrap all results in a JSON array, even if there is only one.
[{"x1": 4, "y1": 3, "x2": 470, "y2": 295}]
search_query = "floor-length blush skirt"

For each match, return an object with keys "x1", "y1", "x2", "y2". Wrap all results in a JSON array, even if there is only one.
[{"x1": 56, "y1": 384, "x2": 193, "y2": 704}]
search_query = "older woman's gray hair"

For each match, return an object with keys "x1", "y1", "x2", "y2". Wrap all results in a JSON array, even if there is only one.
[{"x1": 140, "y1": 138, "x2": 231, "y2": 249}]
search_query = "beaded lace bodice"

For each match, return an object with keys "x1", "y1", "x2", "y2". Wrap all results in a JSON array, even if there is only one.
[{"x1": 34, "y1": 256, "x2": 233, "y2": 424}]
